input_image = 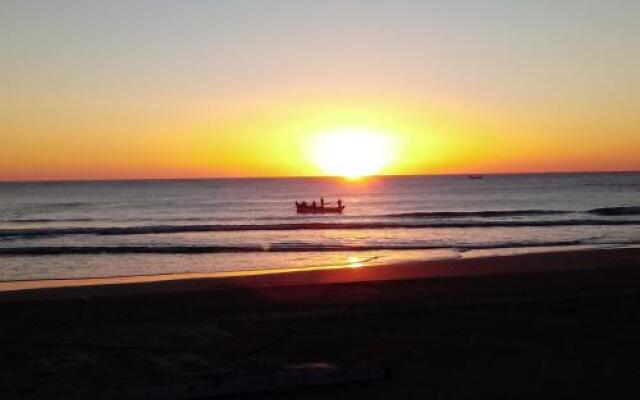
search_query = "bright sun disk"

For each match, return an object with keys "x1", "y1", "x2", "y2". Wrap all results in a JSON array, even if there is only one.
[{"x1": 311, "y1": 128, "x2": 394, "y2": 179}]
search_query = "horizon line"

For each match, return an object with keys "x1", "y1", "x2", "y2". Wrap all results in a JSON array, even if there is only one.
[{"x1": 1, "y1": 169, "x2": 639, "y2": 184}]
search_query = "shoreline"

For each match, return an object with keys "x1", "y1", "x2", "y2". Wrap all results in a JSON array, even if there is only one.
[{"x1": 2, "y1": 246, "x2": 639, "y2": 303}]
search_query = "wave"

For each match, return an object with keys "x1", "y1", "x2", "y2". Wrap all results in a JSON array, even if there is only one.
[
  {"x1": 588, "y1": 207, "x2": 640, "y2": 216},
  {"x1": 4, "y1": 218, "x2": 96, "y2": 223},
  {"x1": 584, "y1": 183, "x2": 640, "y2": 187},
  {"x1": 2, "y1": 219, "x2": 640, "y2": 239},
  {"x1": 386, "y1": 210, "x2": 570, "y2": 218},
  {"x1": 12, "y1": 202, "x2": 93, "y2": 212},
  {"x1": 0, "y1": 240, "x2": 591, "y2": 256},
  {"x1": 1, "y1": 216, "x2": 259, "y2": 224}
]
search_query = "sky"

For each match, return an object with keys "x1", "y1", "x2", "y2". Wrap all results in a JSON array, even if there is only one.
[{"x1": 1, "y1": 0, "x2": 639, "y2": 180}]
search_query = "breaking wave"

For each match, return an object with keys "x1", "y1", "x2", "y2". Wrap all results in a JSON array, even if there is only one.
[
  {"x1": 588, "y1": 207, "x2": 640, "y2": 216},
  {"x1": 2, "y1": 219, "x2": 640, "y2": 239},
  {"x1": 4, "y1": 218, "x2": 96, "y2": 223},
  {"x1": 386, "y1": 210, "x2": 570, "y2": 218},
  {"x1": 0, "y1": 239, "x2": 592, "y2": 256}
]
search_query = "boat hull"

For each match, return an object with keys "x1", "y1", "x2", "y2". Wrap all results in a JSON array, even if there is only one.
[{"x1": 296, "y1": 205, "x2": 345, "y2": 214}]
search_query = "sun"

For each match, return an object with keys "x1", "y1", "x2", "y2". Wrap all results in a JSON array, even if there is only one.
[{"x1": 311, "y1": 128, "x2": 394, "y2": 179}]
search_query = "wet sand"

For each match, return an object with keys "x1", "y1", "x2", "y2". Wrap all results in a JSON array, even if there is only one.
[{"x1": 2, "y1": 248, "x2": 640, "y2": 399}]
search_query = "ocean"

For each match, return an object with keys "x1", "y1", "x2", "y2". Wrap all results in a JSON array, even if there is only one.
[{"x1": 1, "y1": 172, "x2": 639, "y2": 281}]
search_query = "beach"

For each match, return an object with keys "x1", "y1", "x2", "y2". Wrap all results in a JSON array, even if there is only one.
[{"x1": 3, "y1": 247, "x2": 640, "y2": 399}]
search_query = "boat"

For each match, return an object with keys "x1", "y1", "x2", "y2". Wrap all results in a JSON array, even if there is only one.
[
  {"x1": 295, "y1": 201, "x2": 345, "y2": 214},
  {"x1": 468, "y1": 174, "x2": 484, "y2": 180}
]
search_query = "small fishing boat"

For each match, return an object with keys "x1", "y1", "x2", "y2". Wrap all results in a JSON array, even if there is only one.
[{"x1": 295, "y1": 200, "x2": 345, "y2": 214}]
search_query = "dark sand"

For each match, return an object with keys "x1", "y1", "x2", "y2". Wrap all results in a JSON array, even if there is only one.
[{"x1": 2, "y1": 248, "x2": 640, "y2": 399}]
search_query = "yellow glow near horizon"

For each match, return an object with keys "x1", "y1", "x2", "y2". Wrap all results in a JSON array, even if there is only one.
[
  {"x1": 310, "y1": 128, "x2": 395, "y2": 179},
  {"x1": 2, "y1": 93, "x2": 640, "y2": 181}
]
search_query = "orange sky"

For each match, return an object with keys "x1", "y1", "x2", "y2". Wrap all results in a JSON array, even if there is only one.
[
  {"x1": 3, "y1": 93, "x2": 638, "y2": 181},
  {"x1": 2, "y1": 1, "x2": 639, "y2": 181}
]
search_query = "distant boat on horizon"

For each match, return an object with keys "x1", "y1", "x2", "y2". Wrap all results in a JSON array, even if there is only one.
[{"x1": 468, "y1": 174, "x2": 484, "y2": 180}]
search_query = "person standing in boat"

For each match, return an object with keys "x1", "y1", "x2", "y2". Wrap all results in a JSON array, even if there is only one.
[
  {"x1": 320, "y1": 197, "x2": 325, "y2": 207},
  {"x1": 337, "y1": 199, "x2": 342, "y2": 208},
  {"x1": 312, "y1": 200, "x2": 317, "y2": 208}
]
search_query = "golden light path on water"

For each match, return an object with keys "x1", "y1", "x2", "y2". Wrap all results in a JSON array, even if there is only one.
[{"x1": 347, "y1": 256, "x2": 364, "y2": 268}]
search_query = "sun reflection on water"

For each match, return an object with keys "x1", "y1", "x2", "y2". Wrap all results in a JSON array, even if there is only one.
[{"x1": 347, "y1": 256, "x2": 364, "y2": 268}]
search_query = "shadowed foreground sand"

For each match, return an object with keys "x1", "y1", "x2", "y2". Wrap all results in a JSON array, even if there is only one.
[{"x1": 2, "y1": 248, "x2": 640, "y2": 399}]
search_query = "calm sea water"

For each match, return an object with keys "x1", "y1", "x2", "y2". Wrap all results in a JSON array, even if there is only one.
[{"x1": 1, "y1": 172, "x2": 639, "y2": 281}]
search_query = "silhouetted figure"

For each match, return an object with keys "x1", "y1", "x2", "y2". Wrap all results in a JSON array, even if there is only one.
[
  {"x1": 302, "y1": 201, "x2": 307, "y2": 207},
  {"x1": 312, "y1": 200, "x2": 317, "y2": 208},
  {"x1": 320, "y1": 197, "x2": 325, "y2": 207},
  {"x1": 337, "y1": 199, "x2": 342, "y2": 208}
]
